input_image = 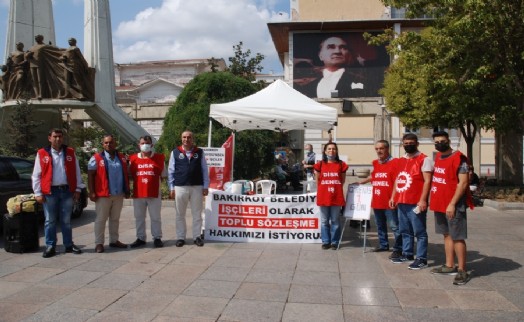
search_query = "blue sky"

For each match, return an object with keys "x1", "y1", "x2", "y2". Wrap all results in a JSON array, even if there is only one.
[{"x1": 0, "y1": 0, "x2": 290, "y2": 73}]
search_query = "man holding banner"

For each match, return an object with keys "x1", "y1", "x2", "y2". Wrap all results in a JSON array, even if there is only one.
[{"x1": 361, "y1": 140, "x2": 402, "y2": 259}]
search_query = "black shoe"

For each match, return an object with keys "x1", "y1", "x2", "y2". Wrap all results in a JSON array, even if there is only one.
[
  {"x1": 130, "y1": 239, "x2": 146, "y2": 248},
  {"x1": 175, "y1": 239, "x2": 185, "y2": 247},
  {"x1": 331, "y1": 244, "x2": 338, "y2": 250},
  {"x1": 109, "y1": 241, "x2": 128, "y2": 248},
  {"x1": 153, "y1": 239, "x2": 164, "y2": 248},
  {"x1": 42, "y1": 246, "x2": 56, "y2": 258},
  {"x1": 372, "y1": 246, "x2": 389, "y2": 252},
  {"x1": 321, "y1": 244, "x2": 331, "y2": 250},
  {"x1": 65, "y1": 244, "x2": 82, "y2": 254},
  {"x1": 389, "y1": 250, "x2": 402, "y2": 260},
  {"x1": 194, "y1": 237, "x2": 204, "y2": 247}
]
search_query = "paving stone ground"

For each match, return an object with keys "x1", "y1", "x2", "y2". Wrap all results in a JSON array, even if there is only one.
[{"x1": 0, "y1": 198, "x2": 522, "y2": 321}]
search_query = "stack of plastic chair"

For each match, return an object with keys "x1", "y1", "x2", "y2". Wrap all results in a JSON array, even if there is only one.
[
  {"x1": 256, "y1": 180, "x2": 277, "y2": 195},
  {"x1": 304, "y1": 179, "x2": 317, "y2": 193},
  {"x1": 233, "y1": 180, "x2": 254, "y2": 194}
]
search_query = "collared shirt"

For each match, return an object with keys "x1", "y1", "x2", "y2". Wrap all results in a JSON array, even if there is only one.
[
  {"x1": 378, "y1": 155, "x2": 392, "y2": 165},
  {"x1": 88, "y1": 151, "x2": 125, "y2": 196},
  {"x1": 317, "y1": 68, "x2": 345, "y2": 98},
  {"x1": 167, "y1": 149, "x2": 209, "y2": 190},
  {"x1": 32, "y1": 147, "x2": 83, "y2": 196}
]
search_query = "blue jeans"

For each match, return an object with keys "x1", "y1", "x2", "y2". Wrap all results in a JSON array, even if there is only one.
[
  {"x1": 398, "y1": 203, "x2": 427, "y2": 259},
  {"x1": 373, "y1": 208, "x2": 402, "y2": 251},
  {"x1": 320, "y1": 206, "x2": 341, "y2": 245},
  {"x1": 43, "y1": 186, "x2": 74, "y2": 247}
]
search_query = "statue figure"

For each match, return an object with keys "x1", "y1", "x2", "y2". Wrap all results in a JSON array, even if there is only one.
[
  {"x1": 2, "y1": 35, "x2": 95, "y2": 101},
  {"x1": 4, "y1": 42, "x2": 31, "y2": 99},
  {"x1": 0, "y1": 65, "x2": 8, "y2": 100},
  {"x1": 26, "y1": 35, "x2": 48, "y2": 99},
  {"x1": 60, "y1": 38, "x2": 94, "y2": 100}
]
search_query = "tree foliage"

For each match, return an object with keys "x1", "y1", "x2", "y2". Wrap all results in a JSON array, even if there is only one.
[
  {"x1": 156, "y1": 72, "x2": 278, "y2": 180},
  {"x1": 0, "y1": 97, "x2": 43, "y2": 158},
  {"x1": 228, "y1": 41, "x2": 265, "y2": 82},
  {"x1": 370, "y1": 0, "x2": 524, "y2": 183}
]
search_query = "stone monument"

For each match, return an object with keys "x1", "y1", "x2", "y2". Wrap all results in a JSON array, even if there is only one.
[{"x1": 0, "y1": 0, "x2": 148, "y2": 145}]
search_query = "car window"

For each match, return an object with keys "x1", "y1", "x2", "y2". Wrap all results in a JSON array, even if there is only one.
[
  {"x1": 0, "y1": 159, "x2": 17, "y2": 181},
  {"x1": 10, "y1": 158, "x2": 34, "y2": 180}
]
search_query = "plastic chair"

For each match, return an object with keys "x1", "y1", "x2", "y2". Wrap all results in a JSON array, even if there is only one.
[
  {"x1": 233, "y1": 180, "x2": 254, "y2": 194},
  {"x1": 303, "y1": 179, "x2": 317, "y2": 193},
  {"x1": 256, "y1": 180, "x2": 277, "y2": 195},
  {"x1": 223, "y1": 181, "x2": 233, "y2": 192}
]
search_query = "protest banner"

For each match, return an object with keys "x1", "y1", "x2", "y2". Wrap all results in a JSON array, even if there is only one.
[
  {"x1": 207, "y1": 134, "x2": 234, "y2": 190},
  {"x1": 205, "y1": 190, "x2": 321, "y2": 243}
]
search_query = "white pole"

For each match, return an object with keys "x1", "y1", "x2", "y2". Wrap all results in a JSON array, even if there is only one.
[
  {"x1": 231, "y1": 132, "x2": 235, "y2": 181},
  {"x1": 207, "y1": 118, "x2": 213, "y2": 147}
]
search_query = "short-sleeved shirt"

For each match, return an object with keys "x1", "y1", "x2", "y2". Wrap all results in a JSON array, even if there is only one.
[{"x1": 88, "y1": 151, "x2": 125, "y2": 196}]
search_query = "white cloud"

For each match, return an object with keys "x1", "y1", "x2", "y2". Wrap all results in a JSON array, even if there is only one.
[{"x1": 112, "y1": 0, "x2": 288, "y2": 72}]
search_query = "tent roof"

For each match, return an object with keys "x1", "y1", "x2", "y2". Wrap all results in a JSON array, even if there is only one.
[{"x1": 209, "y1": 80, "x2": 337, "y2": 131}]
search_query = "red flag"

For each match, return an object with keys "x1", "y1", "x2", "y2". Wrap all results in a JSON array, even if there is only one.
[{"x1": 208, "y1": 134, "x2": 234, "y2": 190}]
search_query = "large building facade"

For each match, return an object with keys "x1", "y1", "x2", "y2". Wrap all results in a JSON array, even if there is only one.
[
  {"x1": 69, "y1": 58, "x2": 227, "y2": 140},
  {"x1": 268, "y1": 0, "x2": 495, "y2": 176}
]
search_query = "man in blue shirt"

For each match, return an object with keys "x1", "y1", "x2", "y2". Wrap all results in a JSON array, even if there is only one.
[{"x1": 88, "y1": 134, "x2": 130, "y2": 253}]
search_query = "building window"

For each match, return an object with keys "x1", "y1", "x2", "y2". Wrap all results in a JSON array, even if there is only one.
[
  {"x1": 404, "y1": 127, "x2": 420, "y2": 134},
  {"x1": 391, "y1": 7, "x2": 406, "y2": 19}
]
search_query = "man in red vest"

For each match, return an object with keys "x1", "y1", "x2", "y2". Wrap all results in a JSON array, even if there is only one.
[
  {"x1": 32, "y1": 128, "x2": 83, "y2": 258},
  {"x1": 129, "y1": 135, "x2": 166, "y2": 248},
  {"x1": 88, "y1": 134, "x2": 130, "y2": 253},
  {"x1": 429, "y1": 131, "x2": 473, "y2": 285},
  {"x1": 361, "y1": 140, "x2": 402, "y2": 258},
  {"x1": 389, "y1": 133, "x2": 433, "y2": 270}
]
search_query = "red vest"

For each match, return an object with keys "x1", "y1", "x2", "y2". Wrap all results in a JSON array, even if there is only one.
[
  {"x1": 430, "y1": 151, "x2": 473, "y2": 212},
  {"x1": 371, "y1": 158, "x2": 398, "y2": 209},
  {"x1": 314, "y1": 161, "x2": 348, "y2": 206},
  {"x1": 394, "y1": 153, "x2": 427, "y2": 205},
  {"x1": 129, "y1": 152, "x2": 165, "y2": 198},
  {"x1": 37, "y1": 146, "x2": 77, "y2": 194},
  {"x1": 93, "y1": 152, "x2": 130, "y2": 197}
]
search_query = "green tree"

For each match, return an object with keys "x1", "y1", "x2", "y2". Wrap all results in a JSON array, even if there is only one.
[
  {"x1": 228, "y1": 41, "x2": 265, "y2": 82},
  {"x1": 156, "y1": 72, "x2": 277, "y2": 180},
  {"x1": 375, "y1": 0, "x2": 524, "y2": 184},
  {"x1": 0, "y1": 97, "x2": 43, "y2": 158}
]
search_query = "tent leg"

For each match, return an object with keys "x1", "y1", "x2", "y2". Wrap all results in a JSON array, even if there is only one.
[
  {"x1": 207, "y1": 119, "x2": 213, "y2": 147},
  {"x1": 231, "y1": 132, "x2": 235, "y2": 181}
]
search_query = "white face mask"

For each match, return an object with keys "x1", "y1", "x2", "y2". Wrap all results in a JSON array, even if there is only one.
[{"x1": 140, "y1": 144, "x2": 152, "y2": 153}]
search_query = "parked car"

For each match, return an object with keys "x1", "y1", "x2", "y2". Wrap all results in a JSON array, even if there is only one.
[{"x1": 0, "y1": 155, "x2": 87, "y2": 232}]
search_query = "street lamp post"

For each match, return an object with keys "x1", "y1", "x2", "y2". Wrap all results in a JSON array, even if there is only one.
[{"x1": 378, "y1": 97, "x2": 390, "y2": 142}]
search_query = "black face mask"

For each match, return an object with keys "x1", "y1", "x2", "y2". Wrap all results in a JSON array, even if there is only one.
[
  {"x1": 403, "y1": 144, "x2": 417, "y2": 154},
  {"x1": 435, "y1": 142, "x2": 450, "y2": 152}
]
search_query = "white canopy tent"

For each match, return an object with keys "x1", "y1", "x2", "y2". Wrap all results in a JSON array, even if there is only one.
[
  {"x1": 209, "y1": 79, "x2": 338, "y2": 134},
  {"x1": 208, "y1": 79, "x2": 338, "y2": 181}
]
